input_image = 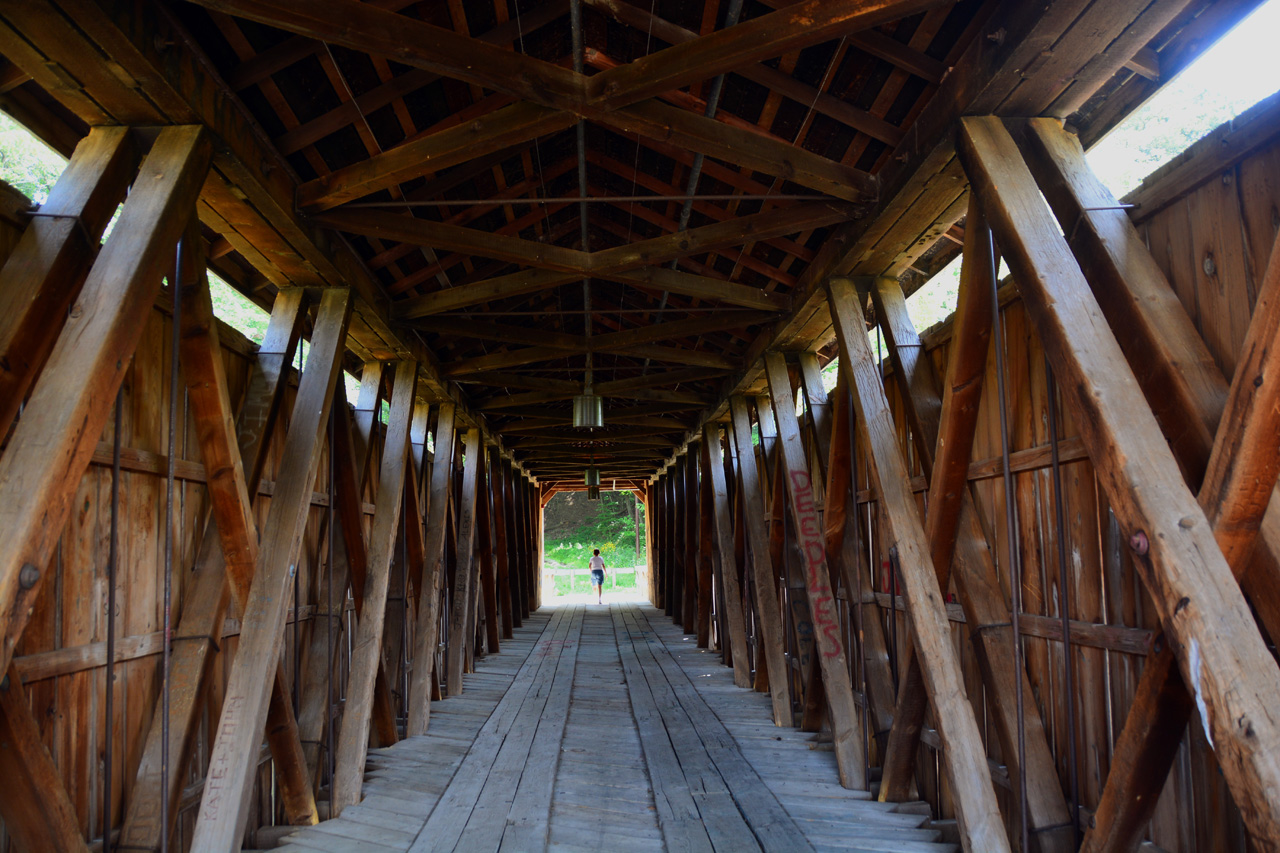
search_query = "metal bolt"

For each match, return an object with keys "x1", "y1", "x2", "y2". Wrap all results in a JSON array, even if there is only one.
[
  {"x1": 1203, "y1": 253, "x2": 1217, "y2": 276},
  {"x1": 1128, "y1": 530, "x2": 1149, "y2": 556},
  {"x1": 987, "y1": 28, "x2": 1006, "y2": 45},
  {"x1": 18, "y1": 563, "x2": 39, "y2": 590}
]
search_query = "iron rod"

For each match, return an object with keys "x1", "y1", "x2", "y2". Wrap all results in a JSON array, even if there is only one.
[
  {"x1": 161, "y1": 238, "x2": 183, "y2": 853},
  {"x1": 102, "y1": 389, "x2": 122, "y2": 853},
  {"x1": 990, "y1": 224, "x2": 1029, "y2": 852},
  {"x1": 1046, "y1": 358, "x2": 1080, "y2": 846}
]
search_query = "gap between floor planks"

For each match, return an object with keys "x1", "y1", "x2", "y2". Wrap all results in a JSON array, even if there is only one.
[{"x1": 267, "y1": 602, "x2": 955, "y2": 853}]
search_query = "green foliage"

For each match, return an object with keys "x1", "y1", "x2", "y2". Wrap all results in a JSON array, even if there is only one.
[
  {"x1": 543, "y1": 490, "x2": 644, "y2": 570},
  {"x1": 0, "y1": 113, "x2": 63, "y2": 203}
]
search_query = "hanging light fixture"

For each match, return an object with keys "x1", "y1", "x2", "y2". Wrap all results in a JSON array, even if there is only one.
[
  {"x1": 572, "y1": 392, "x2": 603, "y2": 428},
  {"x1": 584, "y1": 466, "x2": 601, "y2": 487},
  {"x1": 587, "y1": 485, "x2": 601, "y2": 500},
  {"x1": 569, "y1": 0, "x2": 603, "y2": 432}
]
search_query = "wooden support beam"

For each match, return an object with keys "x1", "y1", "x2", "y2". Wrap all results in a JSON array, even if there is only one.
[
  {"x1": 764, "y1": 352, "x2": 867, "y2": 788},
  {"x1": 0, "y1": 669, "x2": 87, "y2": 853},
  {"x1": 599, "y1": 267, "x2": 789, "y2": 312},
  {"x1": 696, "y1": 438, "x2": 715, "y2": 649},
  {"x1": 332, "y1": 359, "x2": 417, "y2": 815},
  {"x1": 169, "y1": 234, "x2": 321, "y2": 836},
  {"x1": 869, "y1": 269, "x2": 1073, "y2": 848},
  {"x1": 0, "y1": 126, "x2": 136, "y2": 441},
  {"x1": 405, "y1": 400, "x2": 431, "y2": 611},
  {"x1": 1018, "y1": 116, "x2": 1280, "y2": 646},
  {"x1": 479, "y1": 449, "x2": 501, "y2": 654},
  {"x1": 182, "y1": 0, "x2": 581, "y2": 110},
  {"x1": 447, "y1": 429, "x2": 484, "y2": 695},
  {"x1": 329, "y1": 363, "x2": 402, "y2": 748},
  {"x1": 0, "y1": 125, "x2": 211, "y2": 680},
  {"x1": 581, "y1": 0, "x2": 905, "y2": 146},
  {"x1": 407, "y1": 403, "x2": 457, "y2": 734},
  {"x1": 190, "y1": 288, "x2": 351, "y2": 852},
  {"x1": 703, "y1": 423, "x2": 751, "y2": 686},
  {"x1": 796, "y1": 354, "x2": 832, "y2": 477},
  {"x1": 729, "y1": 396, "x2": 793, "y2": 726},
  {"x1": 124, "y1": 288, "x2": 304, "y2": 849},
  {"x1": 585, "y1": 0, "x2": 945, "y2": 109},
  {"x1": 822, "y1": 375, "x2": 896, "y2": 759},
  {"x1": 1077, "y1": 170, "x2": 1280, "y2": 853},
  {"x1": 827, "y1": 275, "x2": 1009, "y2": 851},
  {"x1": 300, "y1": 102, "x2": 578, "y2": 211},
  {"x1": 321, "y1": 202, "x2": 851, "y2": 281},
  {"x1": 396, "y1": 269, "x2": 580, "y2": 319},
  {"x1": 959, "y1": 114, "x2": 1280, "y2": 849},
  {"x1": 683, "y1": 445, "x2": 700, "y2": 635},
  {"x1": 593, "y1": 102, "x2": 877, "y2": 204},
  {"x1": 314, "y1": 208, "x2": 588, "y2": 274}
]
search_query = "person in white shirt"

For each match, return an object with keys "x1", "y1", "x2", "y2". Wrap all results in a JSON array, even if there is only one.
[{"x1": 588, "y1": 549, "x2": 607, "y2": 604}]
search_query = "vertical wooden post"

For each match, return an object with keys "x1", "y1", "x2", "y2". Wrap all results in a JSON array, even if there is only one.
[
  {"x1": 797, "y1": 354, "x2": 833, "y2": 477},
  {"x1": 961, "y1": 114, "x2": 1280, "y2": 848},
  {"x1": 827, "y1": 276, "x2": 1010, "y2": 851},
  {"x1": 764, "y1": 352, "x2": 868, "y2": 788},
  {"x1": 493, "y1": 458, "x2": 514, "y2": 640},
  {"x1": 644, "y1": 483, "x2": 657, "y2": 605},
  {"x1": 729, "y1": 396, "x2": 793, "y2": 726},
  {"x1": 696, "y1": 437, "x2": 715, "y2": 649},
  {"x1": 480, "y1": 449, "x2": 501, "y2": 653},
  {"x1": 870, "y1": 270, "x2": 1072, "y2": 847},
  {"x1": 191, "y1": 287, "x2": 351, "y2": 853},
  {"x1": 670, "y1": 466, "x2": 680, "y2": 621},
  {"x1": 683, "y1": 445, "x2": 700, "y2": 634},
  {"x1": 123, "y1": 286, "x2": 306, "y2": 850},
  {"x1": 447, "y1": 429, "x2": 483, "y2": 695},
  {"x1": 332, "y1": 360, "x2": 417, "y2": 814},
  {"x1": 823, "y1": 374, "x2": 897, "y2": 759},
  {"x1": 329, "y1": 362, "x2": 400, "y2": 747},
  {"x1": 703, "y1": 423, "x2": 750, "y2": 685},
  {"x1": 0, "y1": 125, "x2": 211, "y2": 680},
  {"x1": 407, "y1": 403, "x2": 456, "y2": 734}
]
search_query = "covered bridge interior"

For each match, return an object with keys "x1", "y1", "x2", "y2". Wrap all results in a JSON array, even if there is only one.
[{"x1": 0, "y1": 0, "x2": 1278, "y2": 851}]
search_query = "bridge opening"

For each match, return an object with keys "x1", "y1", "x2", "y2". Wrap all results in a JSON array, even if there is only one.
[{"x1": 540, "y1": 487, "x2": 647, "y2": 601}]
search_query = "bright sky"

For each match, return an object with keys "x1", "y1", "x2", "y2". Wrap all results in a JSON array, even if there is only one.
[
  {"x1": 1087, "y1": 0, "x2": 1280, "y2": 194},
  {"x1": 906, "y1": 0, "x2": 1280, "y2": 332}
]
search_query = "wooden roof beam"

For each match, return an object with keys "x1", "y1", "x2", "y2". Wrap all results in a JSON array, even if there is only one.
[
  {"x1": 441, "y1": 310, "x2": 770, "y2": 377},
  {"x1": 585, "y1": 0, "x2": 948, "y2": 108},
  {"x1": 335, "y1": 201, "x2": 852, "y2": 286},
  {"x1": 583, "y1": 0, "x2": 906, "y2": 146}
]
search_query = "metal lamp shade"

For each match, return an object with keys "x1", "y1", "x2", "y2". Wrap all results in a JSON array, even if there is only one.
[
  {"x1": 584, "y1": 467, "x2": 601, "y2": 487},
  {"x1": 572, "y1": 394, "x2": 604, "y2": 428}
]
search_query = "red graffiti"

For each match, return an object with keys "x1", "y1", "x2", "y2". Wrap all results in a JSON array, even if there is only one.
[{"x1": 788, "y1": 469, "x2": 843, "y2": 659}]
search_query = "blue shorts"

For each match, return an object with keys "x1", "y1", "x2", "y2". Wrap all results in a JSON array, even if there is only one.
[{"x1": 591, "y1": 569, "x2": 604, "y2": 585}]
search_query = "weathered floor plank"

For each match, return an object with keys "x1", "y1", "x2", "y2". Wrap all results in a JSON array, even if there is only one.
[{"x1": 274, "y1": 601, "x2": 956, "y2": 853}]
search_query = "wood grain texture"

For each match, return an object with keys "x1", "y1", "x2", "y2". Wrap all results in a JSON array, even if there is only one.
[
  {"x1": 827, "y1": 275, "x2": 1010, "y2": 852},
  {"x1": 190, "y1": 288, "x2": 350, "y2": 853},
  {"x1": 960, "y1": 115, "x2": 1280, "y2": 850}
]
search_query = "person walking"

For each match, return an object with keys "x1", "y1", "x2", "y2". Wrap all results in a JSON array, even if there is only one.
[{"x1": 589, "y1": 549, "x2": 607, "y2": 604}]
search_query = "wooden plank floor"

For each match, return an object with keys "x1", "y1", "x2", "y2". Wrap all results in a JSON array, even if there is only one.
[{"x1": 267, "y1": 600, "x2": 956, "y2": 853}]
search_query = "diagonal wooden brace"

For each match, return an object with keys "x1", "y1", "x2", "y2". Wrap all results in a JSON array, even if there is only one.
[
  {"x1": 959, "y1": 114, "x2": 1280, "y2": 850},
  {"x1": 190, "y1": 287, "x2": 352, "y2": 853},
  {"x1": 828, "y1": 275, "x2": 1011, "y2": 852}
]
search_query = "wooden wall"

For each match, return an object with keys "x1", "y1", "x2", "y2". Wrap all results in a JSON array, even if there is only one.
[{"x1": 851, "y1": 93, "x2": 1280, "y2": 850}]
